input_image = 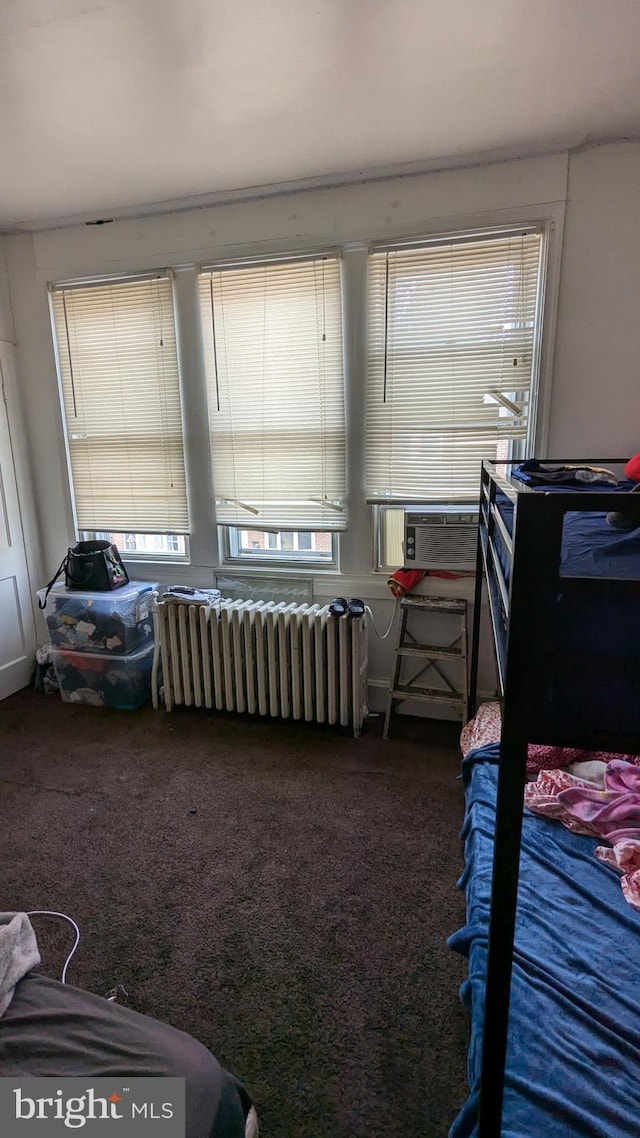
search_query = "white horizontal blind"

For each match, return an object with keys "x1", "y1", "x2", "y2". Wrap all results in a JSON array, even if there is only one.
[
  {"x1": 51, "y1": 275, "x2": 188, "y2": 533},
  {"x1": 366, "y1": 231, "x2": 543, "y2": 502},
  {"x1": 199, "y1": 255, "x2": 346, "y2": 530}
]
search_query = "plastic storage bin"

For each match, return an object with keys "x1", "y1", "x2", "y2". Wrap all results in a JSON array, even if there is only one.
[
  {"x1": 42, "y1": 581, "x2": 156, "y2": 655},
  {"x1": 51, "y1": 642, "x2": 154, "y2": 710}
]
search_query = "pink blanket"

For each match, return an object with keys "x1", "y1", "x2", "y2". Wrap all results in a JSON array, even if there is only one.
[
  {"x1": 525, "y1": 761, "x2": 640, "y2": 911},
  {"x1": 460, "y1": 701, "x2": 640, "y2": 776}
]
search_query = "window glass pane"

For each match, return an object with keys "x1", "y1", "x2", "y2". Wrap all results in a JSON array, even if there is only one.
[
  {"x1": 379, "y1": 508, "x2": 405, "y2": 570},
  {"x1": 230, "y1": 529, "x2": 333, "y2": 562},
  {"x1": 366, "y1": 230, "x2": 543, "y2": 503},
  {"x1": 199, "y1": 256, "x2": 347, "y2": 531},
  {"x1": 51, "y1": 276, "x2": 188, "y2": 533},
  {"x1": 81, "y1": 531, "x2": 186, "y2": 557}
]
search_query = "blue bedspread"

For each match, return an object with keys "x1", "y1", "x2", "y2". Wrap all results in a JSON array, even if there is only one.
[{"x1": 448, "y1": 744, "x2": 640, "y2": 1138}]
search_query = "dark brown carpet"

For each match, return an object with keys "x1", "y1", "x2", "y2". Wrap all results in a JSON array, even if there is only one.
[{"x1": 0, "y1": 689, "x2": 469, "y2": 1138}]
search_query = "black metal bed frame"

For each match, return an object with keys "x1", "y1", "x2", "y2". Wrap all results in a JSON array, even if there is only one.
[{"x1": 467, "y1": 458, "x2": 640, "y2": 1138}]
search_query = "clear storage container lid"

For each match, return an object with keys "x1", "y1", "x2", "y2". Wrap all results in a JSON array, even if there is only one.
[{"x1": 38, "y1": 580, "x2": 157, "y2": 610}]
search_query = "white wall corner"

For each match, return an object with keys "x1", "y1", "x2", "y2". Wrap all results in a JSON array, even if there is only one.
[
  {"x1": 0, "y1": 239, "x2": 16, "y2": 343},
  {"x1": 4, "y1": 233, "x2": 75, "y2": 617}
]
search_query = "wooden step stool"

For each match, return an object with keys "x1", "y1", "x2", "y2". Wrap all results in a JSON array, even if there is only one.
[{"x1": 383, "y1": 595, "x2": 469, "y2": 740}]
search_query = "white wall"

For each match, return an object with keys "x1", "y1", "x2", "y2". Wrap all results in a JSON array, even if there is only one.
[
  {"x1": 23, "y1": 141, "x2": 640, "y2": 715},
  {"x1": 29, "y1": 153, "x2": 568, "y2": 279},
  {"x1": 548, "y1": 142, "x2": 640, "y2": 458},
  {"x1": 5, "y1": 151, "x2": 572, "y2": 710},
  {"x1": 5, "y1": 152, "x2": 567, "y2": 573},
  {"x1": 0, "y1": 249, "x2": 15, "y2": 343}
]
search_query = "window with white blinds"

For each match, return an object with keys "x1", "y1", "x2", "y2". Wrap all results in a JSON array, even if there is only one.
[
  {"x1": 366, "y1": 229, "x2": 544, "y2": 503},
  {"x1": 51, "y1": 274, "x2": 188, "y2": 533},
  {"x1": 198, "y1": 254, "x2": 346, "y2": 531}
]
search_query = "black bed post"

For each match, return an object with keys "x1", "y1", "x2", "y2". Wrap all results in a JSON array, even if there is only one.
[
  {"x1": 477, "y1": 733, "x2": 529, "y2": 1137},
  {"x1": 477, "y1": 490, "x2": 564, "y2": 1138},
  {"x1": 468, "y1": 463, "x2": 487, "y2": 718}
]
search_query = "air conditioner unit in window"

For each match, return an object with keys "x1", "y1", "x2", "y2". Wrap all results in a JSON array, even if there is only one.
[{"x1": 403, "y1": 506, "x2": 479, "y2": 571}]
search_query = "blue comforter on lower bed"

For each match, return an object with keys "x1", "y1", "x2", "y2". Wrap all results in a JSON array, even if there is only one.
[{"x1": 448, "y1": 744, "x2": 640, "y2": 1138}]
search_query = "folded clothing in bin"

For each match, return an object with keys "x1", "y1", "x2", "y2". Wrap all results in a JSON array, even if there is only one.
[
  {"x1": 42, "y1": 581, "x2": 156, "y2": 655},
  {"x1": 51, "y1": 643, "x2": 154, "y2": 710}
]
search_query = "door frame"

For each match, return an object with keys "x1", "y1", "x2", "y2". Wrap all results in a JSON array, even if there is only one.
[{"x1": 0, "y1": 340, "x2": 39, "y2": 696}]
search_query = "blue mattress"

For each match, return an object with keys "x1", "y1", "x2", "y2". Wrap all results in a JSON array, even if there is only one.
[
  {"x1": 448, "y1": 744, "x2": 640, "y2": 1138},
  {"x1": 558, "y1": 509, "x2": 640, "y2": 579},
  {"x1": 495, "y1": 480, "x2": 640, "y2": 581}
]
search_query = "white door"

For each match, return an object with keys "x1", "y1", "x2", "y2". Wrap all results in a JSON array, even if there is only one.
[{"x1": 0, "y1": 342, "x2": 36, "y2": 699}]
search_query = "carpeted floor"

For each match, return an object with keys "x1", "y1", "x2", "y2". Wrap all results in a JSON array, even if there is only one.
[{"x1": 0, "y1": 689, "x2": 469, "y2": 1138}]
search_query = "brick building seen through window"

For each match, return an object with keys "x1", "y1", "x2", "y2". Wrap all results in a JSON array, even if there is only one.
[{"x1": 241, "y1": 530, "x2": 332, "y2": 556}]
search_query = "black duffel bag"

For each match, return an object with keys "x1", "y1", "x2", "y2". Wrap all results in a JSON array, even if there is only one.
[{"x1": 39, "y1": 541, "x2": 129, "y2": 609}]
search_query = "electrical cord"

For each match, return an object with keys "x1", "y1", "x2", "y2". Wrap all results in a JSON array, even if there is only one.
[
  {"x1": 27, "y1": 910, "x2": 80, "y2": 985},
  {"x1": 365, "y1": 599, "x2": 400, "y2": 640}
]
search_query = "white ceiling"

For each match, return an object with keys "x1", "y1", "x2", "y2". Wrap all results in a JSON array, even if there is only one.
[{"x1": 2, "y1": 0, "x2": 640, "y2": 231}]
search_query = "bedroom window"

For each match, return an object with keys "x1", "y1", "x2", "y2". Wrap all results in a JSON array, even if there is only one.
[
  {"x1": 366, "y1": 228, "x2": 544, "y2": 528},
  {"x1": 50, "y1": 273, "x2": 189, "y2": 545},
  {"x1": 224, "y1": 527, "x2": 333, "y2": 563},
  {"x1": 198, "y1": 253, "x2": 346, "y2": 565},
  {"x1": 78, "y1": 531, "x2": 188, "y2": 559}
]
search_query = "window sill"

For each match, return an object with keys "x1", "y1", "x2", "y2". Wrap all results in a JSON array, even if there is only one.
[
  {"x1": 221, "y1": 559, "x2": 337, "y2": 574},
  {"x1": 118, "y1": 560, "x2": 481, "y2": 606}
]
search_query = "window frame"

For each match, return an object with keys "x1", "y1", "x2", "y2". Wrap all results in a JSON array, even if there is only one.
[
  {"x1": 375, "y1": 505, "x2": 404, "y2": 574},
  {"x1": 198, "y1": 250, "x2": 348, "y2": 535},
  {"x1": 49, "y1": 270, "x2": 189, "y2": 540},
  {"x1": 220, "y1": 526, "x2": 339, "y2": 571},
  {"x1": 47, "y1": 199, "x2": 563, "y2": 581},
  {"x1": 365, "y1": 222, "x2": 553, "y2": 569},
  {"x1": 374, "y1": 464, "x2": 521, "y2": 573},
  {"x1": 365, "y1": 225, "x2": 546, "y2": 509},
  {"x1": 79, "y1": 530, "x2": 190, "y2": 563}
]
